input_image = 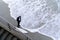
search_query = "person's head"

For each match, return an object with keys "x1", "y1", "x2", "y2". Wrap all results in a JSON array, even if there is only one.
[{"x1": 19, "y1": 16, "x2": 21, "y2": 18}]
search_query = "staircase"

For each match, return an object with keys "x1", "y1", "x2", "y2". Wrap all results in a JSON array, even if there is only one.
[
  {"x1": 0, "y1": 16, "x2": 31, "y2": 40},
  {"x1": 0, "y1": 27, "x2": 20, "y2": 40}
]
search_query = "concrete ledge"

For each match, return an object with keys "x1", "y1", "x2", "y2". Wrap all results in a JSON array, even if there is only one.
[{"x1": 0, "y1": 16, "x2": 31, "y2": 40}]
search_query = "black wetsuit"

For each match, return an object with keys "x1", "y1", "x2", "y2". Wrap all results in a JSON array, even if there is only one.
[{"x1": 17, "y1": 16, "x2": 21, "y2": 28}]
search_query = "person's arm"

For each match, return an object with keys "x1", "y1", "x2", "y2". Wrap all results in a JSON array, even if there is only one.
[{"x1": 20, "y1": 16, "x2": 21, "y2": 22}]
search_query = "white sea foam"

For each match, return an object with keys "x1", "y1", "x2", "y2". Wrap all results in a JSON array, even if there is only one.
[{"x1": 3, "y1": 0, "x2": 60, "y2": 40}]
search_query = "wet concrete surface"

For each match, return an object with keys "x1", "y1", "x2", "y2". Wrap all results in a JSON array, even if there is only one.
[{"x1": 0, "y1": 0, "x2": 17, "y2": 26}]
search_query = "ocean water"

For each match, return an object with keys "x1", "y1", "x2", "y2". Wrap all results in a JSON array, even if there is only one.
[{"x1": 0, "y1": 0, "x2": 54, "y2": 40}]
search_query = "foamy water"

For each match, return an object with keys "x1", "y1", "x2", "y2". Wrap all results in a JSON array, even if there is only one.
[{"x1": 2, "y1": 0, "x2": 60, "y2": 40}]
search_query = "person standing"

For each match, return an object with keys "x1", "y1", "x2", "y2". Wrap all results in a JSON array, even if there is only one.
[{"x1": 16, "y1": 16, "x2": 21, "y2": 28}]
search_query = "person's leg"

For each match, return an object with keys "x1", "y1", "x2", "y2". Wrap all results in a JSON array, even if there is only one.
[{"x1": 17, "y1": 21, "x2": 20, "y2": 28}]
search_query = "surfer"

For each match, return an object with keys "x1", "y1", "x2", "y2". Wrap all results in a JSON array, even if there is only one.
[{"x1": 16, "y1": 16, "x2": 21, "y2": 28}]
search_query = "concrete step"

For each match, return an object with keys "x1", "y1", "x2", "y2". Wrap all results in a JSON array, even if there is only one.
[
  {"x1": 0, "y1": 31, "x2": 9, "y2": 40},
  {"x1": 12, "y1": 36, "x2": 18, "y2": 40},
  {"x1": 5, "y1": 34, "x2": 13, "y2": 40},
  {"x1": 0, "y1": 28, "x2": 4, "y2": 36},
  {"x1": 0, "y1": 27, "x2": 21, "y2": 40}
]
